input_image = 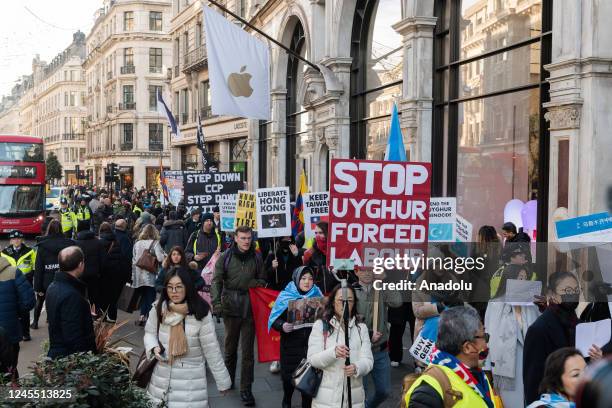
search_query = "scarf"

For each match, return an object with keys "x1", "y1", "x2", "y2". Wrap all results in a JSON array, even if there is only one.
[
  {"x1": 267, "y1": 282, "x2": 323, "y2": 332},
  {"x1": 430, "y1": 349, "x2": 494, "y2": 408},
  {"x1": 233, "y1": 243, "x2": 255, "y2": 262},
  {"x1": 315, "y1": 236, "x2": 328, "y2": 257},
  {"x1": 549, "y1": 304, "x2": 578, "y2": 344},
  {"x1": 163, "y1": 302, "x2": 189, "y2": 363},
  {"x1": 526, "y1": 393, "x2": 575, "y2": 408}
]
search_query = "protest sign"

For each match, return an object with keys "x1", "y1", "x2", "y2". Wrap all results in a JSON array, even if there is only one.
[
  {"x1": 576, "y1": 319, "x2": 611, "y2": 357},
  {"x1": 451, "y1": 214, "x2": 473, "y2": 257},
  {"x1": 162, "y1": 170, "x2": 186, "y2": 207},
  {"x1": 409, "y1": 316, "x2": 438, "y2": 365},
  {"x1": 183, "y1": 171, "x2": 242, "y2": 213},
  {"x1": 287, "y1": 297, "x2": 325, "y2": 329},
  {"x1": 428, "y1": 197, "x2": 456, "y2": 242},
  {"x1": 219, "y1": 198, "x2": 237, "y2": 232},
  {"x1": 303, "y1": 192, "x2": 329, "y2": 240},
  {"x1": 505, "y1": 279, "x2": 542, "y2": 305},
  {"x1": 234, "y1": 191, "x2": 257, "y2": 229},
  {"x1": 255, "y1": 187, "x2": 291, "y2": 238},
  {"x1": 327, "y1": 159, "x2": 431, "y2": 268}
]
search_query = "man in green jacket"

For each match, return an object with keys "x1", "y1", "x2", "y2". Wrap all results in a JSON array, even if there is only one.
[
  {"x1": 211, "y1": 225, "x2": 266, "y2": 407},
  {"x1": 354, "y1": 269, "x2": 402, "y2": 408}
]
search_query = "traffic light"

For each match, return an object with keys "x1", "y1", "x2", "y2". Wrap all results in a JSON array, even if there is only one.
[
  {"x1": 109, "y1": 163, "x2": 119, "y2": 181},
  {"x1": 104, "y1": 167, "x2": 111, "y2": 183},
  {"x1": 75, "y1": 165, "x2": 80, "y2": 179}
]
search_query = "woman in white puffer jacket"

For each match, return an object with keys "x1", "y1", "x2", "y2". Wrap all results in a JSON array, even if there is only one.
[
  {"x1": 307, "y1": 284, "x2": 374, "y2": 408},
  {"x1": 144, "y1": 267, "x2": 231, "y2": 407}
]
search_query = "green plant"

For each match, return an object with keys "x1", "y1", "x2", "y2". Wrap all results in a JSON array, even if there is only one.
[
  {"x1": 8, "y1": 352, "x2": 154, "y2": 408},
  {"x1": 45, "y1": 151, "x2": 63, "y2": 183}
]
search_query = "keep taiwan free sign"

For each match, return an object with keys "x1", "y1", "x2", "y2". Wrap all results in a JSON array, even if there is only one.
[
  {"x1": 183, "y1": 171, "x2": 243, "y2": 213},
  {"x1": 327, "y1": 159, "x2": 431, "y2": 269}
]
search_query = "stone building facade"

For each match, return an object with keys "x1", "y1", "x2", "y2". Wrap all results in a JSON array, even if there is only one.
[{"x1": 83, "y1": 0, "x2": 172, "y2": 189}]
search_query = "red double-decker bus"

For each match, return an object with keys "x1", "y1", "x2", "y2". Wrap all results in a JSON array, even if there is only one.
[{"x1": 0, "y1": 135, "x2": 45, "y2": 234}]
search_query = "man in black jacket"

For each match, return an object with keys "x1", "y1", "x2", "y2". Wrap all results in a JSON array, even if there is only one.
[
  {"x1": 32, "y1": 220, "x2": 74, "y2": 329},
  {"x1": 74, "y1": 220, "x2": 106, "y2": 315},
  {"x1": 501, "y1": 221, "x2": 531, "y2": 263},
  {"x1": 160, "y1": 211, "x2": 186, "y2": 252},
  {"x1": 264, "y1": 236, "x2": 302, "y2": 291},
  {"x1": 45, "y1": 246, "x2": 96, "y2": 359},
  {"x1": 184, "y1": 208, "x2": 202, "y2": 243}
]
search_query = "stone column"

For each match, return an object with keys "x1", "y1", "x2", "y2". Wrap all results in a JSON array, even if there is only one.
[
  {"x1": 394, "y1": 0, "x2": 436, "y2": 162},
  {"x1": 270, "y1": 89, "x2": 287, "y2": 187},
  {"x1": 544, "y1": 0, "x2": 612, "y2": 233}
]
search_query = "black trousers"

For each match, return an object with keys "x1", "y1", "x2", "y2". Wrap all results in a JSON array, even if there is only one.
[
  {"x1": 33, "y1": 293, "x2": 46, "y2": 326},
  {"x1": 223, "y1": 315, "x2": 255, "y2": 392},
  {"x1": 18, "y1": 273, "x2": 34, "y2": 338},
  {"x1": 1, "y1": 342, "x2": 20, "y2": 379},
  {"x1": 282, "y1": 376, "x2": 312, "y2": 407}
]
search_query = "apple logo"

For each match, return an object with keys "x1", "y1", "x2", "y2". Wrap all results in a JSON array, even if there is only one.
[{"x1": 227, "y1": 66, "x2": 254, "y2": 98}]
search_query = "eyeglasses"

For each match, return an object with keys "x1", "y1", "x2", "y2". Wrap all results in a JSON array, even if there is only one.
[
  {"x1": 558, "y1": 287, "x2": 580, "y2": 295},
  {"x1": 166, "y1": 285, "x2": 185, "y2": 293},
  {"x1": 473, "y1": 333, "x2": 490, "y2": 342},
  {"x1": 334, "y1": 299, "x2": 355, "y2": 304}
]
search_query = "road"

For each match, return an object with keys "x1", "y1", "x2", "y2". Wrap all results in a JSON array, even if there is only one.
[{"x1": 6, "y1": 237, "x2": 417, "y2": 407}]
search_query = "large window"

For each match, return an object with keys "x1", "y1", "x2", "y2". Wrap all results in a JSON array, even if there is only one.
[
  {"x1": 180, "y1": 89, "x2": 189, "y2": 124},
  {"x1": 231, "y1": 138, "x2": 248, "y2": 182},
  {"x1": 124, "y1": 11, "x2": 134, "y2": 31},
  {"x1": 432, "y1": 0, "x2": 551, "y2": 239},
  {"x1": 122, "y1": 85, "x2": 134, "y2": 106},
  {"x1": 149, "y1": 124, "x2": 163, "y2": 151},
  {"x1": 199, "y1": 81, "x2": 211, "y2": 118},
  {"x1": 149, "y1": 48, "x2": 162, "y2": 73},
  {"x1": 124, "y1": 47, "x2": 134, "y2": 66},
  {"x1": 149, "y1": 85, "x2": 162, "y2": 110},
  {"x1": 350, "y1": 0, "x2": 404, "y2": 160},
  {"x1": 286, "y1": 21, "x2": 308, "y2": 195},
  {"x1": 121, "y1": 123, "x2": 133, "y2": 150},
  {"x1": 149, "y1": 11, "x2": 162, "y2": 31}
]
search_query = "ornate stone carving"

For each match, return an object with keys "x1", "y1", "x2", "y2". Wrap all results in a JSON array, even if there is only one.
[{"x1": 544, "y1": 106, "x2": 581, "y2": 130}]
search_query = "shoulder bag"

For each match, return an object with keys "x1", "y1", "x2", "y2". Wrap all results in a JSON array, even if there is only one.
[
  {"x1": 136, "y1": 240, "x2": 159, "y2": 274},
  {"x1": 132, "y1": 317, "x2": 164, "y2": 388},
  {"x1": 292, "y1": 321, "x2": 329, "y2": 398}
]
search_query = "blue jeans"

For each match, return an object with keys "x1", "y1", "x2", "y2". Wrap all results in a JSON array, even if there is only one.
[
  {"x1": 363, "y1": 350, "x2": 391, "y2": 408},
  {"x1": 138, "y1": 286, "x2": 157, "y2": 317}
]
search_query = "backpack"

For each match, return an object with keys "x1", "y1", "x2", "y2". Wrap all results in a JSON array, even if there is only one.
[
  {"x1": 401, "y1": 366, "x2": 463, "y2": 408},
  {"x1": 222, "y1": 245, "x2": 263, "y2": 277}
]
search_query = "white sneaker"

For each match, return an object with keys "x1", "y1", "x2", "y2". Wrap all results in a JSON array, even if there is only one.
[
  {"x1": 269, "y1": 361, "x2": 281, "y2": 374},
  {"x1": 390, "y1": 361, "x2": 400, "y2": 367}
]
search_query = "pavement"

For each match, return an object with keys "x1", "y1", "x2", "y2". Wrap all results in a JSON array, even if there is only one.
[{"x1": 9, "y1": 237, "x2": 417, "y2": 407}]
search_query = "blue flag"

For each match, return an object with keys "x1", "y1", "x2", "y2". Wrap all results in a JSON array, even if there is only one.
[
  {"x1": 157, "y1": 89, "x2": 181, "y2": 139},
  {"x1": 384, "y1": 103, "x2": 407, "y2": 161}
]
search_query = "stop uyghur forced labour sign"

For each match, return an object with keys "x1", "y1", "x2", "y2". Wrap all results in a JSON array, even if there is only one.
[{"x1": 327, "y1": 159, "x2": 431, "y2": 269}]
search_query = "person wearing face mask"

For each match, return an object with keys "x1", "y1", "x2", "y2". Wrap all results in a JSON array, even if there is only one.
[
  {"x1": 485, "y1": 264, "x2": 540, "y2": 407},
  {"x1": 526, "y1": 347, "x2": 586, "y2": 408},
  {"x1": 303, "y1": 221, "x2": 336, "y2": 294},
  {"x1": 404, "y1": 305, "x2": 500, "y2": 408},
  {"x1": 268, "y1": 266, "x2": 323, "y2": 407},
  {"x1": 265, "y1": 236, "x2": 303, "y2": 291},
  {"x1": 523, "y1": 272, "x2": 593, "y2": 405},
  {"x1": 354, "y1": 269, "x2": 402, "y2": 408}
]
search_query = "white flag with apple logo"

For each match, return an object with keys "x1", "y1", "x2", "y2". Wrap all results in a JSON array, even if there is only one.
[{"x1": 203, "y1": 5, "x2": 270, "y2": 120}]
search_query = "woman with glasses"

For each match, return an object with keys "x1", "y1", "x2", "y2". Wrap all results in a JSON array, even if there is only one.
[
  {"x1": 523, "y1": 272, "x2": 590, "y2": 405},
  {"x1": 485, "y1": 264, "x2": 540, "y2": 407},
  {"x1": 307, "y1": 284, "x2": 373, "y2": 408},
  {"x1": 144, "y1": 267, "x2": 231, "y2": 407}
]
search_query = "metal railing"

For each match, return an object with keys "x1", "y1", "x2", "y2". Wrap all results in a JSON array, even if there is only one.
[
  {"x1": 106, "y1": 105, "x2": 115, "y2": 113},
  {"x1": 120, "y1": 65, "x2": 135, "y2": 74},
  {"x1": 62, "y1": 133, "x2": 85, "y2": 140},
  {"x1": 181, "y1": 113, "x2": 189, "y2": 124},
  {"x1": 200, "y1": 106, "x2": 213, "y2": 119},
  {"x1": 149, "y1": 141, "x2": 163, "y2": 151},
  {"x1": 149, "y1": 66, "x2": 162, "y2": 74},
  {"x1": 119, "y1": 102, "x2": 136, "y2": 110},
  {"x1": 182, "y1": 45, "x2": 207, "y2": 72},
  {"x1": 174, "y1": 65, "x2": 179, "y2": 77},
  {"x1": 107, "y1": 71, "x2": 113, "y2": 80},
  {"x1": 120, "y1": 142, "x2": 133, "y2": 151}
]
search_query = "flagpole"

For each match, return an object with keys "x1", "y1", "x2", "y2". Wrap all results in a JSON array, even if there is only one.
[{"x1": 206, "y1": 0, "x2": 321, "y2": 72}]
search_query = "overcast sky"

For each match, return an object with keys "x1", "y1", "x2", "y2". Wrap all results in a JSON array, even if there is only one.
[{"x1": 0, "y1": 1, "x2": 96, "y2": 97}]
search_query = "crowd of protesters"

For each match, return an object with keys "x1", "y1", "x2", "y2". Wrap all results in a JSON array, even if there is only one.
[{"x1": 0, "y1": 184, "x2": 611, "y2": 408}]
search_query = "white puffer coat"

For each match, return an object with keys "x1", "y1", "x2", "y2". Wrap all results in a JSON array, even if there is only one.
[
  {"x1": 307, "y1": 317, "x2": 374, "y2": 408},
  {"x1": 144, "y1": 302, "x2": 231, "y2": 408}
]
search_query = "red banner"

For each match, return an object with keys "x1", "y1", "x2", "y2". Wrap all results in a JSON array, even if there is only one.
[
  {"x1": 327, "y1": 159, "x2": 431, "y2": 269},
  {"x1": 249, "y1": 287, "x2": 281, "y2": 363}
]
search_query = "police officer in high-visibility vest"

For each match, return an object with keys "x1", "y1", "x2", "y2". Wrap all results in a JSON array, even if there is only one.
[
  {"x1": 1, "y1": 230, "x2": 36, "y2": 341},
  {"x1": 74, "y1": 196, "x2": 92, "y2": 230},
  {"x1": 186, "y1": 212, "x2": 221, "y2": 269},
  {"x1": 59, "y1": 197, "x2": 77, "y2": 239}
]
